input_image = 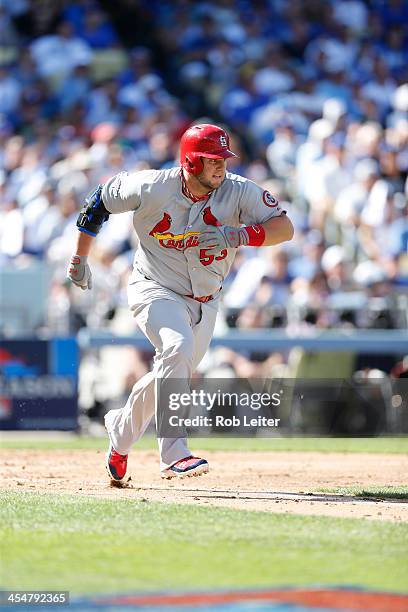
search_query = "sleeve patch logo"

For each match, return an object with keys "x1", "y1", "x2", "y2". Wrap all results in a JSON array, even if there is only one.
[{"x1": 262, "y1": 191, "x2": 279, "y2": 207}]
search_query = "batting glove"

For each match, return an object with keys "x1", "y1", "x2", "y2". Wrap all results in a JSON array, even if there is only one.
[
  {"x1": 198, "y1": 225, "x2": 250, "y2": 250},
  {"x1": 67, "y1": 255, "x2": 93, "y2": 290}
]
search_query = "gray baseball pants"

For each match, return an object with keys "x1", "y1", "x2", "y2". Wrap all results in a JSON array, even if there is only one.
[{"x1": 104, "y1": 273, "x2": 218, "y2": 470}]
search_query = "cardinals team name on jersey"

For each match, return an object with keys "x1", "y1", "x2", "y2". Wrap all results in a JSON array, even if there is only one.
[
  {"x1": 155, "y1": 231, "x2": 200, "y2": 251},
  {"x1": 148, "y1": 205, "x2": 222, "y2": 251}
]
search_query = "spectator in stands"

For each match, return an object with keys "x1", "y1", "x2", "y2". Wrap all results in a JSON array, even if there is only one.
[
  {"x1": 80, "y1": 7, "x2": 119, "y2": 49},
  {"x1": 0, "y1": 65, "x2": 21, "y2": 117},
  {"x1": 30, "y1": 20, "x2": 93, "y2": 81},
  {"x1": 57, "y1": 64, "x2": 91, "y2": 112}
]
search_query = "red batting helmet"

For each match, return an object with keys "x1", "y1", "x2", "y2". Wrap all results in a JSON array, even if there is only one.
[{"x1": 180, "y1": 124, "x2": 237, "y2": 175}]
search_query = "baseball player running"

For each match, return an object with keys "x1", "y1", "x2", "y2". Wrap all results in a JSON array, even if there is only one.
[{"x1": 67, "y1": 124, "x2": 293, "y2": 482}]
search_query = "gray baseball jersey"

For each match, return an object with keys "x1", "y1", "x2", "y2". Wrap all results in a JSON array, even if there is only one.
[{"x1": 102, "y1": 166, "x2": 283, "y2": 298}]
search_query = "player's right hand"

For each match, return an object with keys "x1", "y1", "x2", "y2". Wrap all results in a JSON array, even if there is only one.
[
  {"x1": 67, "y1": 255, "x2": 92, "y2": 290},
  {"x1": 198, "y1": 225, "x2": 247, "y2": 250}
]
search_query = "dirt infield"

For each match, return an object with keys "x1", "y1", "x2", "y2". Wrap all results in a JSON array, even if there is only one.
[{"x1": 2, "y1": 449, "x2": 407, "y2": 522}]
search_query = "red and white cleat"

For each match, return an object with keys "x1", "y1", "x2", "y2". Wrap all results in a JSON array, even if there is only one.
[
  {"x1": 106, "y1": 445, "x2": 128, "y2": 482},
  {"x1": 161, "y1": 456, "x2": 209, "y2": 479}
]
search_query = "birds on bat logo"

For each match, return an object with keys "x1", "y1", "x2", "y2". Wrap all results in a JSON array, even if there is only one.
[
  {"x1": 149, "y1": 207, "x2": 222, "y2": 251},
  {"x1": 149, "y1": 212, "x2": 199, "y2": 251}
]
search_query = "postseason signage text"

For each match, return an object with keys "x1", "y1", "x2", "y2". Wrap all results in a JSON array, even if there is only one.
[{"x1": 0, "y1": 339, "x2": 78, "y2": 430}]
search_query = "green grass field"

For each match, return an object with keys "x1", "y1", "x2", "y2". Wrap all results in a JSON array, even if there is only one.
[
  {"x1": 2, "y1": 490, "x2": 407, "y2": 595},
  {"x1": 2, "y1": 437, "x2": 407, "y2": 597},
  {"x1": 1, "y1": 434, "x2": 407, "y2": 453},
  {"x1": 321, "y1": 485, "x2": 408, "y2": 500}
]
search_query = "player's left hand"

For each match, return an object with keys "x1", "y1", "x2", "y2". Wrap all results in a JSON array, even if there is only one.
[{"x1": 198, "y1": 225, "x2": 249, "y2": 250}]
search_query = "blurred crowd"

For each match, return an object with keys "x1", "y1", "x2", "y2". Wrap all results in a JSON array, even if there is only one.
[{"x1": 0, "y1": 0, "x2": 407, "y2": 348}]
